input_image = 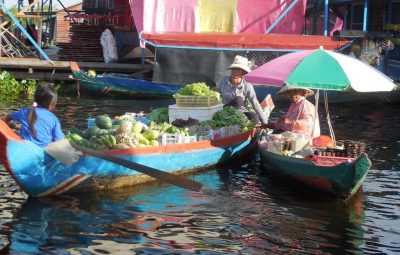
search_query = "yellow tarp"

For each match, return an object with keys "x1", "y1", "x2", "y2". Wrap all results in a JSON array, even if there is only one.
[{"x1": 197, "y1": 0, "x2": 237, "y2": 32}]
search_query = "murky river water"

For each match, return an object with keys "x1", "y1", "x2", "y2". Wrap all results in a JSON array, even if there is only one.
[{"x1": 0, "y1": 98, "x2": 399, "y2": 254}]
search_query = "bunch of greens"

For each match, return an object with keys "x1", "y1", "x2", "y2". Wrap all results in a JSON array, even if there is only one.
[
  {"x1": 201, "y1": 106, "x2": 253, "y2": 131},
  {"x1": 174, "y1": 82, "x2": 220, "y2": 99},
  {"x1": 147, "y1": 107, "x2": 169, "y2": 123}
]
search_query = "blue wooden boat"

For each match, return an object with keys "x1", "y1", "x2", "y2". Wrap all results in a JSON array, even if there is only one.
[
  {"x1": 258, "y1": 143, "x2": 371, "y2": 199},
  {"x1": 70, "y1": 62, "x2": 181, "y2": 98},
  {"x1": 0, "y1": 120, "x2": 259, "y2": 197}
]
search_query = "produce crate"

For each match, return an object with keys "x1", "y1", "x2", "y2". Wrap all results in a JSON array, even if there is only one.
[
  {"x1": 168, "y1": 104, "x2": 223, "y2": 123},
  {"x1": 224, "y1": 125, "x2": 240, "y2": 137},
  {"x1": 195, "y1": 125, "x2": 240, "y2": 141},
  {"x1": 175, "y1": 95, "x2": 219, "y2": 107},
  {"x1": 159, "y1": 133, "x2": 197, "y2": 145},
  {"x1": 312, "y1": 155, "x2": 355, "y2": 167}
]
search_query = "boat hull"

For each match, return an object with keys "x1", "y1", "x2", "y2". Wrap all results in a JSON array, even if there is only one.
[
  {"x1": 258, "y1": 147, "x2": 371, "y2": 198},
  {"x1": 0, "y1": 120, "x2": 259, "y2": 197},
  {"x1": 70, "y1": 62, "x2": 181, "y2": 98}
]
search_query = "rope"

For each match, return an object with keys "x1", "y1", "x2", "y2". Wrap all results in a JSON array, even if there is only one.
[{"x1": 324, "y1": 90, "x2": 336, "y2": 144}]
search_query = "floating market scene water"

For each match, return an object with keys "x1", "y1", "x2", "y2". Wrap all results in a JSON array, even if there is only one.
[{"x1": 0, "y1": 97, "x2": 399, "y2": 255}]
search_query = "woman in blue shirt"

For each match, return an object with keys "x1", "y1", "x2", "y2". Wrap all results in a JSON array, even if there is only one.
[
  {"x1": 216, "y1": 55, "x2": 268, "y2": 126},
  {"x1": 3, "y1": 83, "x2": 64, "y2": 148}
]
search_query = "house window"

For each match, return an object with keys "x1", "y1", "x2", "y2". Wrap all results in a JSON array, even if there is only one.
[
  {"x1": 351, "y1": 4, "x2": 364, "y2": 30},
  {"x1": 83, "y1": 0, "x2": 115, "y2": 14}
]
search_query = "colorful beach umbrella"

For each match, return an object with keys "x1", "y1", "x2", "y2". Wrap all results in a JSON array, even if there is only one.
[{"x1": 245, "y1": 48, "x2": 396, "y2": 92}]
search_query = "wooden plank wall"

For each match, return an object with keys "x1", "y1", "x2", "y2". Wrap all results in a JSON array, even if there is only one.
[{"x1": 56, "y1": 3, "x2": 83, "y2": 44}]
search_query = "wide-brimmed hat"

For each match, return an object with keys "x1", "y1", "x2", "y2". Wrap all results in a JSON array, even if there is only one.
[
  {"x1": 227, "y1": 55, "x2": 251, "y2": 73},
  {"x1": 277, "y1": 85, "x2": 314, "y2": 97}
]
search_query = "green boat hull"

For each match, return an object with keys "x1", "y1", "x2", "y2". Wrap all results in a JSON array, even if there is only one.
[{"x1": 259, "y1": 147, "x2": 371, "y2": 199}]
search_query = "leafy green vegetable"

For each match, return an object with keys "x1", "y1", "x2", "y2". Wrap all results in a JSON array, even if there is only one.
[
  {"x1": 147, "y1": 107, "x2": 169, "y2": 123},
  {"x1": 200, "y1": 106, "x2": 253, "y2": 131},
  {"x1": 174, "y1": 82, "x2": 220, "y2": 99}
]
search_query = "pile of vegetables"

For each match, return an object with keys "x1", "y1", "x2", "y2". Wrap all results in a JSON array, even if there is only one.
[
  {"x1": 174, "y1": 82, "x2": 220, "y2": 100},
  {"x1": 201, "y1": 106, "x2": 253, "y2": 132},
  {"x1": 66, "y1": 114, "x2": 193, "y2": 150},
  {"x1": 147, "y1": 107, "x2": 169, "y2": 123}
]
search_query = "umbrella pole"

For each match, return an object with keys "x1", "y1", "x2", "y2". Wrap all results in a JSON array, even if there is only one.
[{"x1": 313, "y1": 90, "x2": 320, "y2": 140}]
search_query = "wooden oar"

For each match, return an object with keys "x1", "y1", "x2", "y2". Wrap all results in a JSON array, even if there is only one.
[{"x1": 70, "y1": 142, "x2": 203, "y2": 192}]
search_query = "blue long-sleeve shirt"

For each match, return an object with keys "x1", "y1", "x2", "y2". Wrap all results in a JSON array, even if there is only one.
[
  {"x1": 216, "y1": 76, "x2": 268, "y2": 124},
  {"x1": 12, "y1": 107, "x2": 64, "y2": 148}
]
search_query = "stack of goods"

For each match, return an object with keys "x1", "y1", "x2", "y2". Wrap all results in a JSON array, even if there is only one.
[
  {"x1": 260, "y1": 132, "x2": 310, "y2": 155},
  {"x1": 57, "y1": 24, "x2": 106, "y2": 62},
  {"x1": 314, "y1": 148, "x2": 347, "y2": 157},
  {"x1": 67, "y1": 113, "x2": 189, "y2": 150},
  {"x1": 343, "y1": 140, "x2": 366, "y2": 158},
  {"x1": 66, "y1": 114, "x2": 162, "y2": 150},
  {"x1": 313, "y1": 140, "x2": 366, "y2": 158},
  {"x1": 174, "y1": 82, "x2": 221, "y2": 107},
  {"x1": 169, "y1": 82, "x2": 223, "y2": 123},
  {"x1": 147, "y1": 105, "x2": 252, "y2": 144}
]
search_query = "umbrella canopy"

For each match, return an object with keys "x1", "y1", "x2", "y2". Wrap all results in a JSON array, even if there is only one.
[{"x1": 245, "y1": 48, "x2": 396, "y2": 92}]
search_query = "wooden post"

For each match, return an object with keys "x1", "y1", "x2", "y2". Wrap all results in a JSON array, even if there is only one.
[{"x1": 36, "y1": 1, "x2": 42, "y2": 48}]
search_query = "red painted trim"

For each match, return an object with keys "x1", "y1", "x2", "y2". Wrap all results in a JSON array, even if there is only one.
[
  {"x1": 99, "y1": 129, "x2": 257, "y2": 156},
  {"x1": 0, "y1": 120, "x2": 26, "y2": 193},
  {"x1": 45, "y1": 174, "x2": 87, "y2": 196},
  {"x1": 141, "y1": 33, "x2": 348, "y2": 50},
  {"x1": 70, "y1": 61, "x2": 80, "y2": 71},
  {"x1": 0, "y1": 120, "x2": 23, "y2": 142}
]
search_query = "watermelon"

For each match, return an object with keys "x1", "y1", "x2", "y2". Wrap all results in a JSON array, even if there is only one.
[
  {"x1": 95, "y1": 115, "x2": 113, "y2": 129},
  {"x1": 85, "y1": 126, "x2": 100, "y2": 138}
]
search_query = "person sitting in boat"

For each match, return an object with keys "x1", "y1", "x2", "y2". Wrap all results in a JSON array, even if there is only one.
[
  {"x1": 263, "y1": 85, "x2": 320, "y2": 140},
  {"x1": 2, "y1": 83, "x2": 64, "y2": 148},
  {"x1": 216, "y1": 55, "x2": 269, "y2": 126}
]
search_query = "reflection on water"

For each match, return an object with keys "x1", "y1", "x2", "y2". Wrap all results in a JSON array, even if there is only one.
[
  {"x1": 0, "y1": 98, "x2": 399, "y2": 254},
  {"x1": 0, "y1": 170, "x2": 370, "y2": 255}
]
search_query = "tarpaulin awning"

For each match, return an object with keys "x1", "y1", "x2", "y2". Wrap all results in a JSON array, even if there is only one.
[{"x1": 129, "y1": 0, "x2": 307, "y2": 34}]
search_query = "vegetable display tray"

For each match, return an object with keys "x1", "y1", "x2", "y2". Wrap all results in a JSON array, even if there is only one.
[{"x1": 175, "y1": 95, "x2": 219, "y2": 107}]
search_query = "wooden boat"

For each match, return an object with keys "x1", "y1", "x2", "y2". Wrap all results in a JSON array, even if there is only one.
[
  {"x1": 70, "y1": 62, "x2": 181, "y2": 98},
  {"x1": 258, "y1": 144, "x2": 371, "y2": 199},
  {"x1": 0, "y1": 119, "x2": 259, "y2": 197}
]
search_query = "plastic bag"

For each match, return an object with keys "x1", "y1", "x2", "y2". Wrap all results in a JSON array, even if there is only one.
[
  {"x1": 45, "y1": 139, "x2": 83, "y2": 166},
  {"x1": 100, "y1": 29, "x2": 118, "y2": 63}
]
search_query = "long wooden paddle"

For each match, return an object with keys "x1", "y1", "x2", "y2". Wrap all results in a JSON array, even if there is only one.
[{"x1": 70, "y1": 142, "x2": 203, "y2": 192}]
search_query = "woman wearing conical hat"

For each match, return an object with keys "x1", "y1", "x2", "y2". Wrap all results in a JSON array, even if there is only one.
[
  {"x1": 216, "y1": 55, "x2": 269, "y2": 126},
  {"x1": 264, "y1": 85, "x2": 320, "y2": 139}
]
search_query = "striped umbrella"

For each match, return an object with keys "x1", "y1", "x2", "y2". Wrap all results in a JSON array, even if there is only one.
[{"x1": 245, "y1": 48, "x2": 396, "y2": 92}]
